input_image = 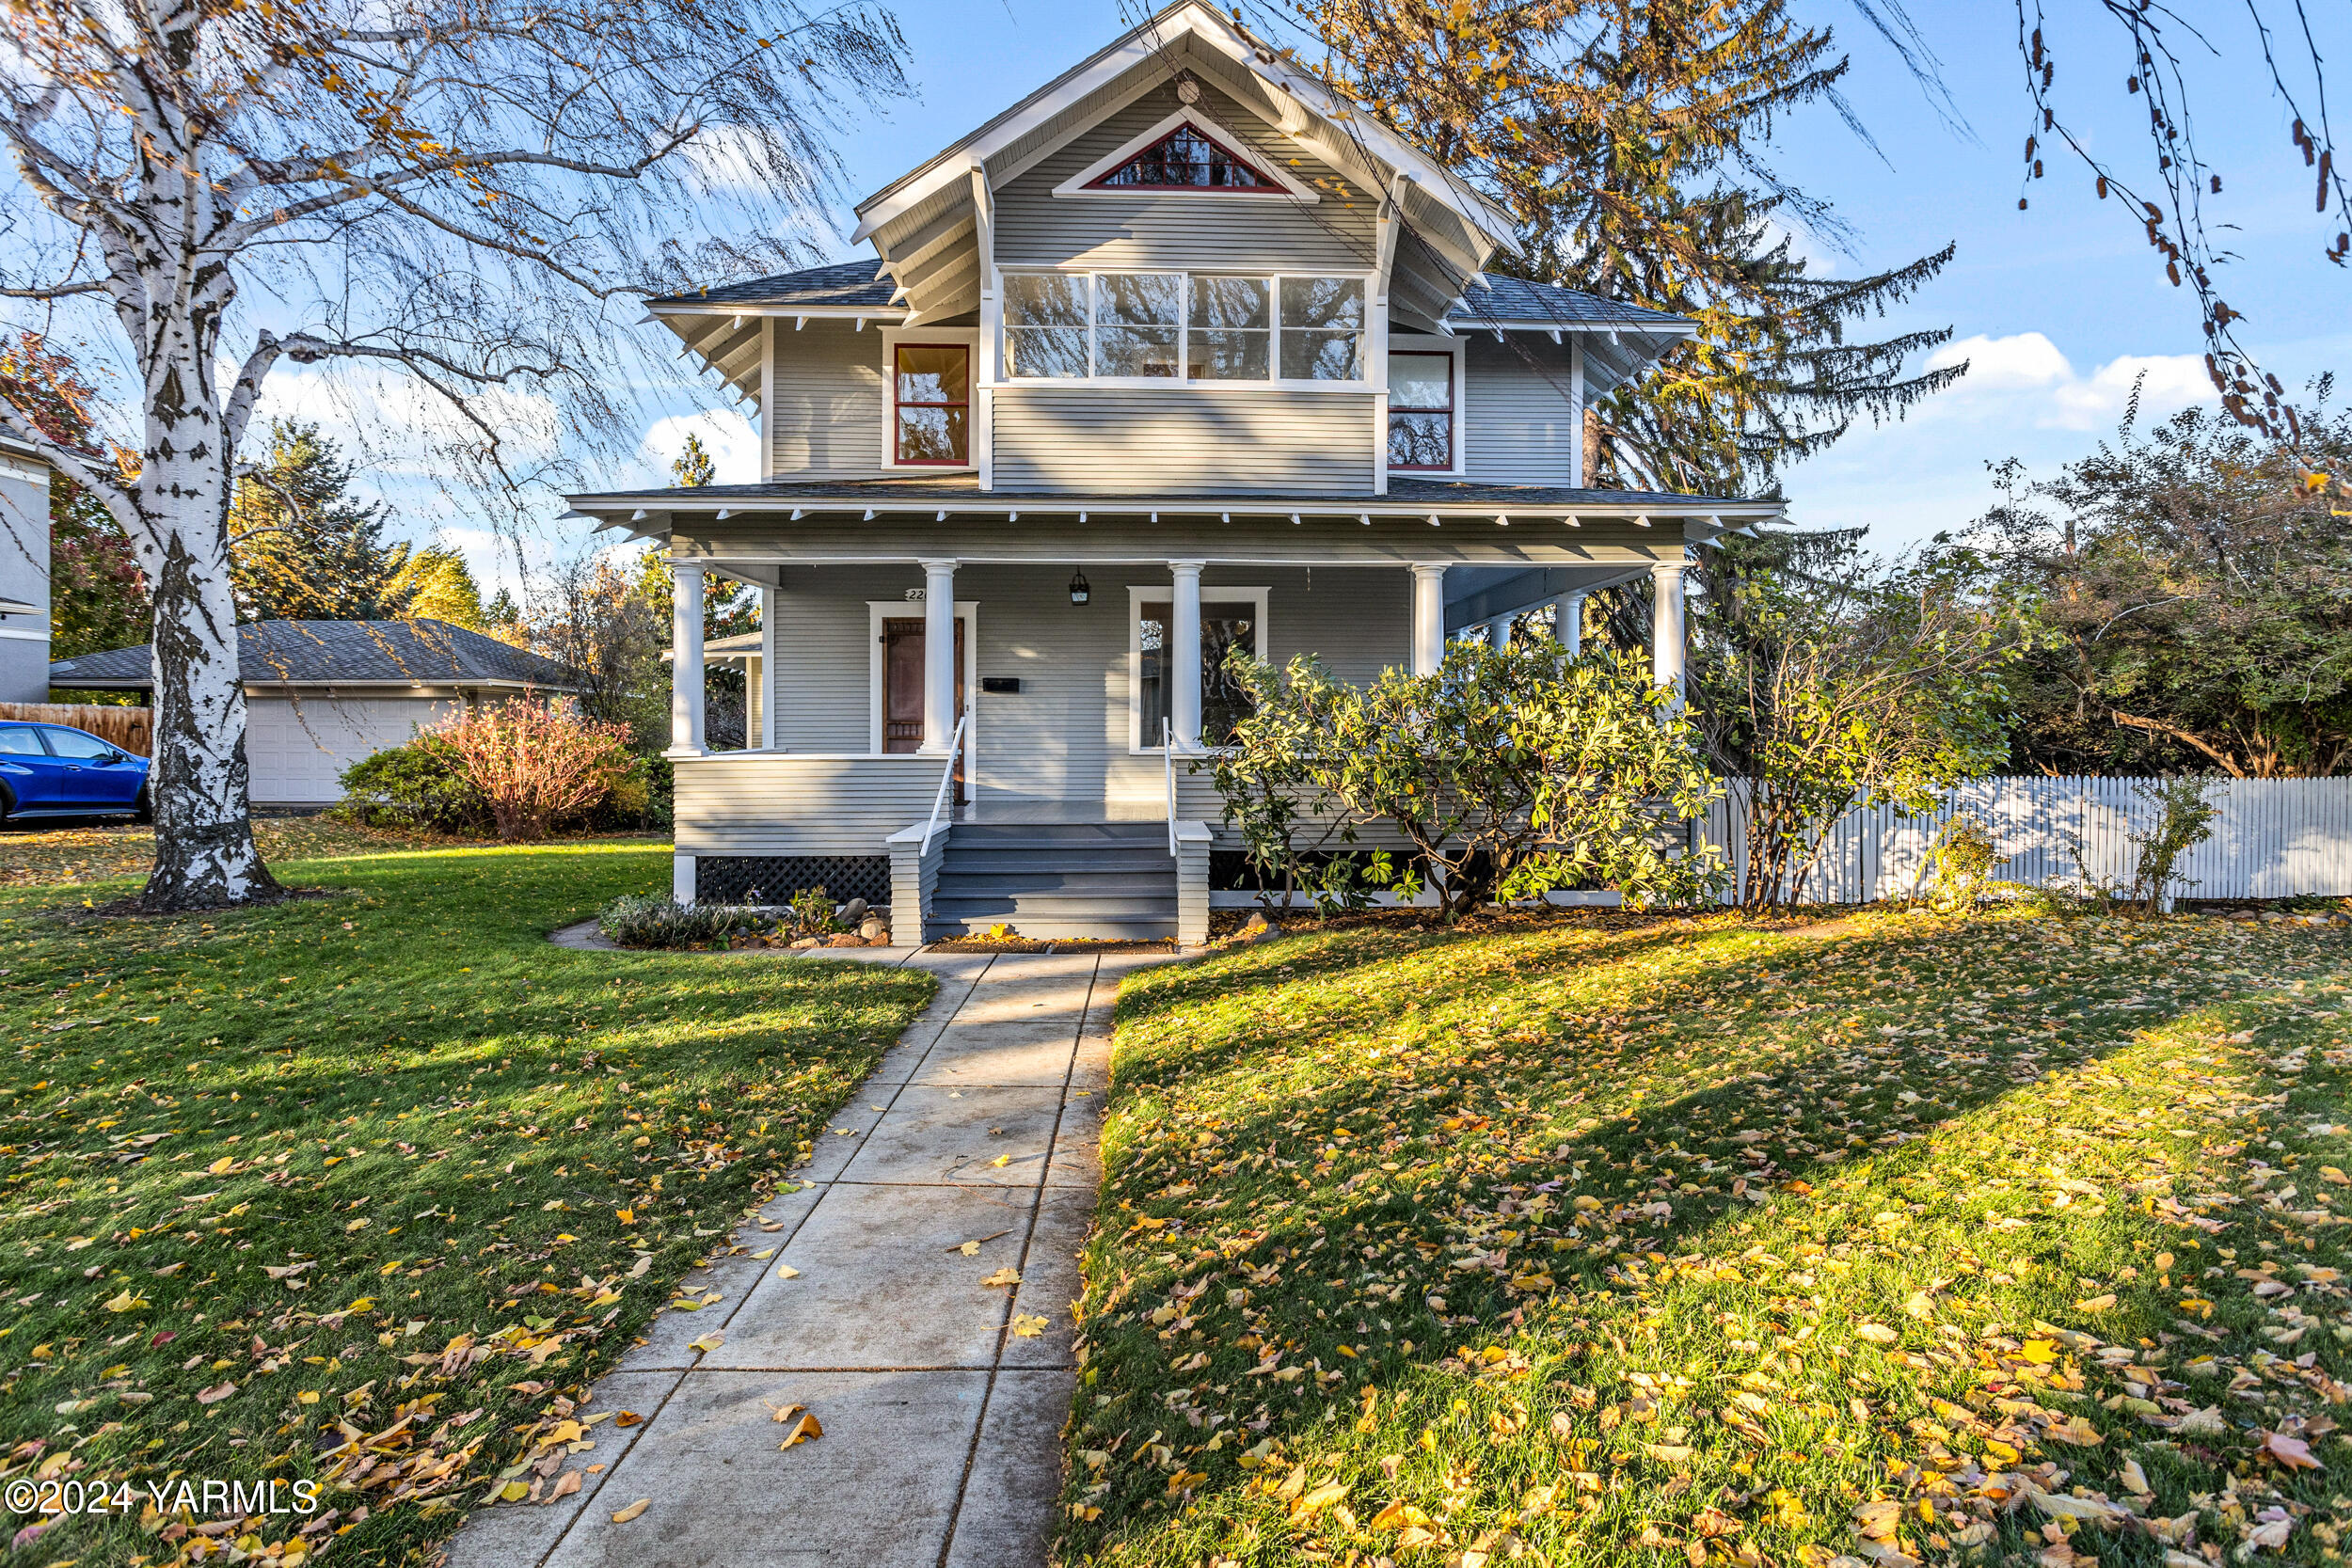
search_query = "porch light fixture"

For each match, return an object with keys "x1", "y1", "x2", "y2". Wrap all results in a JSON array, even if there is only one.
[{"x1": 1068, "y1": 569, "x2": 1091, "y2": 607}]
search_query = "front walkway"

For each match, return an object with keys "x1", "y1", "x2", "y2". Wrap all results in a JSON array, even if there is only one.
[{"x1": 447, "y1": 949, "x2": 1151, "y2": 1568}]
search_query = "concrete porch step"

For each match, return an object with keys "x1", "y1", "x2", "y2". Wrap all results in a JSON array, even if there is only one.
[{"x1": 925, "y1": 915, "x2": 1177, "y2": 941}]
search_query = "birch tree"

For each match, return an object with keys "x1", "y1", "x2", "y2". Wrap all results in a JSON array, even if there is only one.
[{"x1": 0, "y1": 0, "x2": 906, "y2": 909}]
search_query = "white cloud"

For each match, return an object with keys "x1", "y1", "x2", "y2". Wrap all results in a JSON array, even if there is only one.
[
  {"x1": 1922, "y1": 331, "x2": 2213, "y2": 430},
  {"x1": 640, "y1": 407, "x2": 760, "y2": 485}
]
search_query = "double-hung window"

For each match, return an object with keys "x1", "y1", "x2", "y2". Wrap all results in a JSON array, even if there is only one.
[
  {"x1": 1003, "y1": 272, "x2": 1368, "y2": 385},
  {"x1": 1388, "y1": 350, "x2": 1455, "y2": 470},
  {"x1": 894, "y1": 344, "x2": 970, "y2": 465}
]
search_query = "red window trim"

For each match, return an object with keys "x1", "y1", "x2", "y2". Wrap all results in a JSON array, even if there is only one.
[
  {"x1": 893, "y1": 342, "x2": 971, "y2": 467},
  {"x1": 1388, "y1": 350, "x2": 1455, "y2": 471},
  {"x1": 1082, "y1": 119, "x2": 1282, "y2": 194}
]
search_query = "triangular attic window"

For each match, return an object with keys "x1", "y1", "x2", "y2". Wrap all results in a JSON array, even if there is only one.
[{"x1": 1087, "y1": 121, "x2": 1278, "y2": 190}]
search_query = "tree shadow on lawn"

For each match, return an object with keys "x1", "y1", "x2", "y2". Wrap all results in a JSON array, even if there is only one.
[
  {"x1": 1067, "y1": 913, "x2": 2352, "y2": 1564},
  {"x1": 0, "y1": 843, "x2": 934, "y2": 1568}
]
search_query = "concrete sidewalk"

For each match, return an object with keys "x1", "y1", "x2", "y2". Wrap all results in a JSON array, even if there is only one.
[{"x1": 447, "y1": 949, "x2": 1147, "y2": 1568}]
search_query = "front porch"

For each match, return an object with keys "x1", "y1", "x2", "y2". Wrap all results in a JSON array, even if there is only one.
[{"x1": 597, "y1": 490, "x2": 1770, "y2": 942}]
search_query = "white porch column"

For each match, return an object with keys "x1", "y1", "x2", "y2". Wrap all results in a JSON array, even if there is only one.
[
  {"x1": 1649, "y1": 560, "x2": 1687, "y2": 705},
  {"x1": 1168, "y1": 560, "x2": 1205, "y2": 750},
  {"x1": 668, "y1": 559, "x2": 706, "y2": 755},
  {"x1": 1409, "y1": 563, "x2": 1447, "y2": 676},
  {"x1": 919, "y1": 558, "x2": 958, "y2": 753},
  {"x1": 1487, "y1": 615, "x2": 1513, "y2": 652},
  {"x1": 1554, "y1": 592, "x2": 1584, "y2": 657},
  {"x1": 758, "y1": 585, "x2": 780, "y2": 750}
]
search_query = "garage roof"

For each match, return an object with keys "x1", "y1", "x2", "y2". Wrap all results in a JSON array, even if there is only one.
[{"x1": 50, "y1": 619, "x2": 581, "y2": 692}]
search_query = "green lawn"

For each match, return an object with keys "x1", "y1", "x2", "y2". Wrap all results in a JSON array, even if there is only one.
[
  {"x1": 0, "y1": 829, "x2": 934, "y2": 1568},
  {"x1": 1065, "y1": 909, "x2": 2352, "y2": 1568}
]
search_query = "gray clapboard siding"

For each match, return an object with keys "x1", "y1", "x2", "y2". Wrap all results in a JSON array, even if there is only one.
[
  {"x1": 992, "y1": 388, "x2": 1376, "y2": 494},
  {"x1": 673, "y1": 754, "x2": 946, "y2": 856},
  {"x1": 769, "y1": 321, "x2": 889, "y2": 481},
  {"x1": 994, "y1": 78, "x2": 1376, "y2": 272},
  {"x1": 1463, "y1": 336, "x2": 1580, "y2": 486}
]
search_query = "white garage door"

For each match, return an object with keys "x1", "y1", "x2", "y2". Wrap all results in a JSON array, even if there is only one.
[{"x1": 246, "y1": 696, "x2": 459, "y2": 805}]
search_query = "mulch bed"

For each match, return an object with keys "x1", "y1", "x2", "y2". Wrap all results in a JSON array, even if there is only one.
[{"x1": 927, "y1": 935, "x2": 1178, "y2": 953}]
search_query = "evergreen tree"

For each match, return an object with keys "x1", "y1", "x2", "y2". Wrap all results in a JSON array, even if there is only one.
[
  {"x1": 1279, "y1": 0, "x2": 1962, "y2": 496},
  {"x1": 672, "y1": 433, "x2": 717, "y2": 488},
  {"x1": 0, "y1": 333, "x2": 150, "y2": 662},
  {"x1": 228, "y1": 420, "x2": 400, "y2": 621},
  {"x1": 387, "y1": 546, "x2": 485, "y2": 628}
]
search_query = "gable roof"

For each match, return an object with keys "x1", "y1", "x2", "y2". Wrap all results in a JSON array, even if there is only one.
[{"x1": 50, "y1": 620, "x2": 580, "y2": 692}]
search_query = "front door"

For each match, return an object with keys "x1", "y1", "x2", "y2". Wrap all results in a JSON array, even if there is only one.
[{"x1": 882, "y1": 617, "x2": 967, "y2": 800}]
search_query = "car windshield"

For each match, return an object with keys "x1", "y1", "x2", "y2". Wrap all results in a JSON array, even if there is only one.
[{"x1": 42, "y1": 728, "x2": 117, "y2": 759}]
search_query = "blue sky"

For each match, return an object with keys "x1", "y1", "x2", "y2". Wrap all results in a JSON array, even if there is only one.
[{"x1": 353, "y1": 0, "x2": 2352, "y2": 576}]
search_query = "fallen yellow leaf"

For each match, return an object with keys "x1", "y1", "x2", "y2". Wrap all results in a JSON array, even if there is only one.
[
  {"x1": 610, "y1": 1498, "x2": 650, "y2": 1524},
  {"x1": 1011, "y1": 1313, "x2": 1048, "y2": 1337},
  {"x1": 687, "y1": 1333, "x2": 723, "y2": 1354},
  {"x1": 981, "y1": 1267, "x2": 1022, "y2": 1288},
  {"x1": 779, "y1": 1412, "x2": 822, "y2": 1449}
]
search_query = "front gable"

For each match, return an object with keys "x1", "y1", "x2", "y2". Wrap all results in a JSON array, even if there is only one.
[{"x1": 995, "y1": 76, "x2": 1372, "y2": 275}]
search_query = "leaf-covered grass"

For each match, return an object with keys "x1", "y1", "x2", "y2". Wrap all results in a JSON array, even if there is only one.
[
  {"x1": 1065, "y1": 909, "x2": 2352, "y2": 1568},
  {"x1": 0, "y1": 837, "x2": 934, "y2": 1567},
  {"x1": 0, "y1": 819, "x2": 486, "y2": 891}
]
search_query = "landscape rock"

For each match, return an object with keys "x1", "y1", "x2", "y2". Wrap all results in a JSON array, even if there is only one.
[
  {"x1": 860, "y1": 916, "x2": 888, "y2": 942},
  {"x1": 839, "y1": 897, "x2": 870, "y2": 927}
]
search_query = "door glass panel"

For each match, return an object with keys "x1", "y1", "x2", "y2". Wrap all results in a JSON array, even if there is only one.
[
  {"x1": 0, "y1": 727, "x2": 41, "y2": 754},
  {"x1": 42, "y1": 728, "x2": 113, "y2": 758}
]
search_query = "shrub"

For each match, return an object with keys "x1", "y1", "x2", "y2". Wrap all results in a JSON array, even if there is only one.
[
  {"x1": 335, "y1": 735, "x2": 493, "y2": 834},
  {"x1": 596, "y1": 895, "x2": 775, "y2": 949},
  {"x1": 1923, "y1": 812, "x2": 2002, "y2": 912},
  {"x1": 1208, "y1": 640, "x2": 1725, "y2": 921},
  {"x1": 436, "y1": 698, "x2": 634, "y2": 842}
]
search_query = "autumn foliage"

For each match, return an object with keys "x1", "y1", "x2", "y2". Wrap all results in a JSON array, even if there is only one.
[{"x1": 434, "y1": 700, "x2": 633, "y2": 842}]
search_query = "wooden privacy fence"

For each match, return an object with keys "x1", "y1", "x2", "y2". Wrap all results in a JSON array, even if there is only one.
[
  {"x1": 0, "y1": 702, "x2": 151, "y2": 756},
  {"x1": 1697, "y1": 776, "x2": 2352, "y2": 905}
]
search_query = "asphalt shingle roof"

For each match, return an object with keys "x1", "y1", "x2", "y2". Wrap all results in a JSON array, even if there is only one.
[
  {"x1": 1447, "y1": 277, "x2": 1691, "y2": 329},
  {"x1": 650, "y1": 261, "x2": 897, "y2": 310},
  {"x1": 50, "y1": 620, "x2": 580, "y2": 691},
  {"x1": 566, "y1": 474, "x2": 1762, "y2": 510},
  {"x1": 647, "y1": 261, "x2": 1690, "y2": 330}
]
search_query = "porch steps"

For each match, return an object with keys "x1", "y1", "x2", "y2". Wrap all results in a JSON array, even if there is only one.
[{"x1": 927, "y1": 822, "x2": 1178, "y2": 941}]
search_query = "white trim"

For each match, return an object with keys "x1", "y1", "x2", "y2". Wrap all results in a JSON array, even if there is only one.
[
  {"x1": 1385, "y1": 332, "x2": 1468, "y2": 479},
  {"x1": 1000, "y1": 269, "x2": 1375, "y2": 389},
  {"x1": 0, "y1": 626, "x2": 49, "y2": 642},
  {"x1": 849, "y1": 3, "x2": 1513, "y2": 252},
  {"x1": 1048, "y1": 106, "x2": 1319, "y2": 201},
  {"x1": 1569, "y1": 339, "x2": 1586, "y2": 489},
  {"x1": 866, "y1": 598, "x2": 979, "y2": 783},
  {"x1": 1127, "y1": 581, "x2": 1269, "y2": 753},
  {"x1": 877, "y1": 326, "x2": 982, "y2": 473},
  {"x1": 759, "y1": 318, "x2": 775, "y2": 482}
]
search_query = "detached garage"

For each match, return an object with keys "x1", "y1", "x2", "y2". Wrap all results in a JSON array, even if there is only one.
[{"x1": 49, "y1": 620, "x2": 580, "y2": 808}]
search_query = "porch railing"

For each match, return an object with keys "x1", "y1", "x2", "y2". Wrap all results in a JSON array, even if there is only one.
[
  {"x1": 918, "y1": 712, "x2": 970, "y2": 857},
  {"x1": 1164, "y1": 719, "x2": 1179, "y2": 856}
]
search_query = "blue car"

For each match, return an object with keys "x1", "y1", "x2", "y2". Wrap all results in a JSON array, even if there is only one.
[{"x1": 0, "y1": 721, "x2": 151, "y2": 823}]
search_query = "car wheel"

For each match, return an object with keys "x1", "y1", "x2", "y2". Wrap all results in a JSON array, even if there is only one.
[
  {"x1": 0, "y1": 784, "x2": 12, "y2": 825},
  {"x1": 133, "y1": 783, "x2": 152, "y2": 824}
]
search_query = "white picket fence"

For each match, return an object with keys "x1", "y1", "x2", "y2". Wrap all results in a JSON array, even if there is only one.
[{"x1": 1697, "y1": 776, "x2": 2352, "y2": 905}]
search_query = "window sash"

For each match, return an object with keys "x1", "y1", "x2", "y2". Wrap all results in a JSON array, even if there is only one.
[
  {"x1": 1136, "y1": 599, "x2": 1262, "y2": 747},
  {"x1": 1001, "y1": 271, "x2": 1370, "y2": 385},
  {"x1": 894, "y1": 344, "x2": 971, "y2": 465},
  {"x1": 1387, "y1": 350, "x2": 1455, "y2": 470}
]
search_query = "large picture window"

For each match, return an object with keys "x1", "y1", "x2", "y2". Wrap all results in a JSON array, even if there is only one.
[
  {"x1": 1004, "y1": 272, "x2": 1368, "y2": 385},
  {"x1": 1388, "y1": 350, "x2": 1454, "y2": 469},
  {"x1": 894, "y1": 344, "x2": 970, "y2": 465}
]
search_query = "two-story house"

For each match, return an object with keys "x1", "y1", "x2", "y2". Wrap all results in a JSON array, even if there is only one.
[{"x1": 564, "y1": 1, "x2": 1782, "y2": 944}]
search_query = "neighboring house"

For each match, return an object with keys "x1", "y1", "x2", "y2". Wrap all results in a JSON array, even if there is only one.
[
  {"x1": 566, "y1": 0, "x2": 1784, "y2": 942},
  {"x1": 0, "y1": 434, "x2": 53, "y2": 704},
  {"x1": 49, "y1": 619, "x2": 578, "y2": 806}
]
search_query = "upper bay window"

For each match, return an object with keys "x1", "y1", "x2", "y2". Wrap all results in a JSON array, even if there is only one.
[{"x1": 1004, "y1": 271, "x2": 1368, "y2": 386}]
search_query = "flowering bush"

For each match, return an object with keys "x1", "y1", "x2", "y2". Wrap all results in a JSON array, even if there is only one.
[
  {"x1": 435, "y1": 698, "x2": 634, "y2": 842},
  {"x1": 596, "y1": 894, "x2": 775, "y2": 948}
]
